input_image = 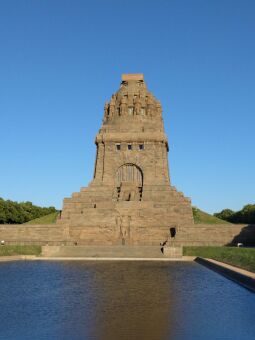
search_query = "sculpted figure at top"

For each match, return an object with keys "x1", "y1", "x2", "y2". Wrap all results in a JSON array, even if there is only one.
[
  {"x1": 134, "y1": 96, "x2": 141, "y2": 115},
  {"x1": 120, "y1": 96, "x2": 128, "y2": 116},
  {"x1": 109, "y1": 94, "x2": 116, "y2": 116},
  {"x1": 103, "y1": 74, "x2": 163, "y2": 121}
]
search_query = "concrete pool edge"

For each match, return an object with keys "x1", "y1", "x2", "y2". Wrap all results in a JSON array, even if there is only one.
[
  {"x1": 0, "y1": 255, "x2": 196, "y2": 262},
  {"x1": 195, "y1": 257, "x2": 255, "y2": 293}
]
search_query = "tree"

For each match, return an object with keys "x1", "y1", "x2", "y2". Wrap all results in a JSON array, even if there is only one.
[
  {"x1": 0, "y1": 197, "x2": 57, "y2": 224},
  {"x1": 214, "y1": 205, "x2": 255, "y2": 224},
  {"x1": 214, "y1": 209, "x2": 234, "y2": 221}
]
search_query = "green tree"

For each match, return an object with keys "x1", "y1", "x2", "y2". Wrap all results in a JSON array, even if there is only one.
[
  {"x1": 0, "y1": 197, "x2": 57, "y2": 224},
  {"x1": 214, "y1": 204, "x2": 255, "y2": 224},
  {"x1": 214, "y1": 209, "x2": 234, "y2": 221}
]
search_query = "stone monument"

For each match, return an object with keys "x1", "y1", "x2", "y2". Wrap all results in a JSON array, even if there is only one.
[{"x1": 58, "y1": 74, "x2": 194, "y2": 245}]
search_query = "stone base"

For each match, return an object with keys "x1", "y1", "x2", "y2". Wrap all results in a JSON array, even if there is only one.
[
  {"x1": 41, "y1": 245, "x2": 166, "y2": 258},
  {"x1": 1, "y1": 224, "x2": 254, "y2": 247},
  {"x1": 57, "y1": 183, "x2": 194, "y2": 246},
  {"x1": 163, "y1": 246, "x2": 183, "y2": 258}
]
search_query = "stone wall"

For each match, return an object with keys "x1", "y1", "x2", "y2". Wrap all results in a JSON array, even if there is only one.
[
  {"x1": 0, "y1": 223, "x2": 254, "y2": 247},
  {"x1": 0, "y1": 224, "x2": 68, "y2": 245},
  {"x1": 59, "y1": 74, "x2": 194, "y2": 235},
  {"x1": 175, "y1": 224, "x2": 255, "y2": 246}
]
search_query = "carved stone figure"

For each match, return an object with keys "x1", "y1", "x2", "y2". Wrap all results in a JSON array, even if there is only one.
[
  {"x1": 59, "y1": 74, "x2": 194, "y2": 247},
  {"x1": 147, "y1": 94, "x2": 155, "y2": 116},
  {"x1": 120, "y1": 96, "x2": 128, "y2": 116},
  {"x1": 115, "y1": 215, "x2": 122, "y2": 234},
  {"x1": 134, "y1": 96, "x2": 141, "y2": 115},
  {"x1": 104, "y1": 102, "x2": 109, "y2": 119},
  {"x1": 156, "y1": 101, "x2": 162, "y2": 116},
  {"x1": 109, "y1": 94, "x2": 116, "y2": 116},
  {"x1": 115, "y1": 215, "x2": 131, "y2": 244},
  {"x1": 121, "y1": 215, "x2": 131, "y2": 239},
  {"x1": 140, "y1": 95, "x2": 146, "y2": 115}
]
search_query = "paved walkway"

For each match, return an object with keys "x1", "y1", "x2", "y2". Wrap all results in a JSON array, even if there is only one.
[{"x1": 204, "y1": 258, "x2": 255, "y2": 279}]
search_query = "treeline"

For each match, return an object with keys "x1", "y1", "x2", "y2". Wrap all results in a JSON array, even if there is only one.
[
  {"x1": 0, "y1": 198, "x2": 57, "y2": 224},
  {"x1": 214, "y1": 204, "x2": 255, "y2": 224}
]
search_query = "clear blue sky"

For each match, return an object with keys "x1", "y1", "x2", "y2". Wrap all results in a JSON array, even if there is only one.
[{"x1": 0, "y1": 0, "x2": 254, "y2": 213}]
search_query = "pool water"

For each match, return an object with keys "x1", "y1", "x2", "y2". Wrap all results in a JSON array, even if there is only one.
[{"x1": 0, "y1": 261, "x2": 254, "y2": 340}]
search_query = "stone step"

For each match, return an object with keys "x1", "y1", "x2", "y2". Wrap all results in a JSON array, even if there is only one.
[{"x1": 41, "y1": 245, "x2": 182, "y2": 258}]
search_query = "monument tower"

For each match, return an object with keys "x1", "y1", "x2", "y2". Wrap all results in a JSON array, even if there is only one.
[{"x1": 58, "y1": 74, "x2": 194, "y2": 245}]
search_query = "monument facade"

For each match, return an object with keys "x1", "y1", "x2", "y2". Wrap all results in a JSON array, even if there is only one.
[
  {"x1": 58, "y1": 74, "x2": 194, "y2": 245},
  {"x1": 1, "y1": 74, "x2": 254, "y2": 248}
]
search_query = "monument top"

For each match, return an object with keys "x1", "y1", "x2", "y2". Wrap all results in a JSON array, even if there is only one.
[{"x1": 121, "y1": 74, "x2": 144, "y2": 81}]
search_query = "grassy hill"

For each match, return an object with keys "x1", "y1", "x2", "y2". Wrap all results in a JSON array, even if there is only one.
[
  {"x1": 25, "y1": 212, "x2": 59, "y2": 224},
  {"x1": 183, "y1": 246, "x2": 255, "y2": 272},
  {"x1": 192, "y1": 207, "x2": 230, "y2": 224}
]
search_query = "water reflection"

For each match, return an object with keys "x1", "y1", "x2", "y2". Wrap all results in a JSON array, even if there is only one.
[
  {"x1": 53, "y1": 261, "x2": 174, "y2": 339},
  {"x1": 0, "y1": 261, "x2": 255, "y2": 340},
  {"x1": 86, "y1": 262, "x2": 174, "y2": 340}
]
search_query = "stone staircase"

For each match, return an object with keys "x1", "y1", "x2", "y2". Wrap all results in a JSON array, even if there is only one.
[{"x1": 41, "y1": 245, "x2": 182, "y2": 258}]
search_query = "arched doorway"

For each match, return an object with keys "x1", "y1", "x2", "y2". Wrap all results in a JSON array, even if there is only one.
[{"x1": 115, "y1": 164, "x2": 143, "y2": 201}]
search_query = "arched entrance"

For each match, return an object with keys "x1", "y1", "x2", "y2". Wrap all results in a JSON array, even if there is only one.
[{"x1": 115, "y1": 164, "x2": 143, "y2": 201}]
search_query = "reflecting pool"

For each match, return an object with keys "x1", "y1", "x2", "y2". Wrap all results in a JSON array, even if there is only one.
[{"x1": 0, "y1": 261, "x2": 254, "y2": 340}]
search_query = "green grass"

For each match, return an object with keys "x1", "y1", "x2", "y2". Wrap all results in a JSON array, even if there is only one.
[
  {"x1": 0, "y1": 245, "x2": 41, "y2": 256},
  {"x1": 193, "y1": 207, "x2": 229, "y2": 224},
  {"x1": 184, "y1": 246, "x2": 255, "y2": 272},
  {"x1": 25, "y1": 212, "x2": 59, "y2": 224}
]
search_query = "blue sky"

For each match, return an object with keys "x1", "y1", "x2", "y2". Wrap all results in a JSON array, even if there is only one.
[{"x1": 0, "y1": 0, "x2": 254, "y2": 213}]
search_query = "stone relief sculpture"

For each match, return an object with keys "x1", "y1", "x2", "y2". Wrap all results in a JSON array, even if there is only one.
[
  {"x1": 120, "y1": 96, "x2": 128, "y2": 116},
  {"x1": 118, "y1": 184, "x2": 141, "y2": 201},
  {"x1": 147, "y1": 94, "x2": 155, "y2": 116},
  {"x1": 104, "y1": 102, "x2": 109, "y2": 120},
  {"x1": 109, "y1": 94, "x2": 116, "y2": 116},
  {"x1": 140, "y1": 94, "x2": 146, "y2": 115},
  {"x1": 115, "y1": 214, "x2": 131, "y2": 244},
  {"x1": 115, "y1": 163, "x2": 143, "y2": 201},
  {"x1": 156, "y1": 101, "x2": 162, "y2": 116},
  {"x1": 104, "y1": 78, "x2": 161, "y2": 119},
  {"x1": 134, "y1": 96, "x2": 141, "y2": 115},
  {"x1": 58, "y1": 74, "x2": 194, "y2": 247}
]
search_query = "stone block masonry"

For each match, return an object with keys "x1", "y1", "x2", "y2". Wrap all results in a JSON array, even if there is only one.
[
  {"x1": 2, "y1": 74, "x2": 253, "y2": 248},
  {"x1": 0, "y1": 223, "x2": 254, "y2": 247},
  {"x1": 57, "y1": 74, "x2": 194, "y2": 246}
]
